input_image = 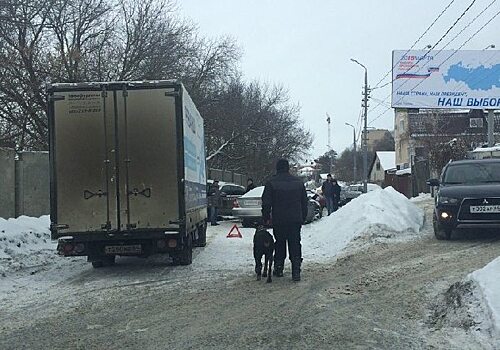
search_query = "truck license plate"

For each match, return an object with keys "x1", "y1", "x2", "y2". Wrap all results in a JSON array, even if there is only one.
[
  {"x1": 470, "y1": 205, "x2": 500, "y2": 213},
  {"x1": 105, "y1": 244, "x2": 142, "y2": 255}
]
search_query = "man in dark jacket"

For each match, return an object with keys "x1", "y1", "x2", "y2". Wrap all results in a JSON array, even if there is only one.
[
  {"x1": 246, "y1": 178, "x2": 256, "y2": 193},
  {"x1": 208, "y1": 180, "x2": 221, "y2": 226},
  {"x1": 321, "y1": 174, "x2": 335, "y2": 215},
  {"x1": 332, "y1": 179, "x2": 342, "y2": 212},
  {"x1": 262, "y1": 159, "x2": 308, "y2": 282}
]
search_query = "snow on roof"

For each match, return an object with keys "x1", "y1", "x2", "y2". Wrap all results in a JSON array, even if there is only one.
[
  {"x1": 396, "y1": 167, "x2": 411, "y2": 176},
  {"x1": 376, "y1": 151, "x2": 396, "y2": 171},
  {"x1": 472, "y1": 144, "x2": 500, "y2": 153}
]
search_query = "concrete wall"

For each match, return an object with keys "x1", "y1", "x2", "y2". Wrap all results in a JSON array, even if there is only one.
[
  {"x1": 0, "y1": 150, "x2": 49, "y2": 219},
  {"x1": 16, "y1": 152, "x2": 50, "y2": 217},
  {"x1": 0, "y1": 148, "x2": 16, "y2": 219}
]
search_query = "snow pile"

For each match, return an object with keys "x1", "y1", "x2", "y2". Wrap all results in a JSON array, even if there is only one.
[
  {"x1": 470, "y1": 257, "x2": 500, "y2": 336},
  {"x1": 410, "y1": 193, "x2": 432, "y2": 203},
  {"x1": 302, "y1": 186, "x2": 424, "y2": 261},
  {"x1": 0, "y1": 215, "x2": 55, "y2": 275}
]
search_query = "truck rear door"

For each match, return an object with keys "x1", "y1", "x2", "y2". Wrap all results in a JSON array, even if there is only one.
[
  {"x1": 51, "y1": 89, "x2": 118, "y2": 233},
  {"x1": 115, "y1": 87, "x2": 180, "y2": 231}
]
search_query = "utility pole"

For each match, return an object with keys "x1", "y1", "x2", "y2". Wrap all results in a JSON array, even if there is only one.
[
  {"x1": 351, "y1": 58, "x2": 369, "y2": 193},
  {"x1": 345, "y1": 122, "x2": 357, "y2": 182},
  {"x1": 326, "y1": 113, "x2": 332, "y2": 174},
  {"x1": 488, "y1": 109, "x2": 495, "y2": 147}
]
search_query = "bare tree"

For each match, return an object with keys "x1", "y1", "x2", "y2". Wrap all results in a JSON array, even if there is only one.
[{"x1": 0, "y1": 0, "x2": 53, "y2": 149}]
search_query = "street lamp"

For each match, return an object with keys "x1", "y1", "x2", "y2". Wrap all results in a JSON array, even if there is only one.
[
  {"x1": 345, "y1": 123, "x2": 357, "y2": 182},
  {"x1": 484, "y1": 44, "x2": 496, "y2": 50},
  {"x1": 350, "y1": 58, "x2": 369, "y2": 193}
]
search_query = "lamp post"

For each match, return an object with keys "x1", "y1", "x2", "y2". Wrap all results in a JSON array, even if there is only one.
[
  {"x1": 345, "y1": 122, "x2": 357, "y2": 182},
  {"x1": 484, "y1": 44, "x2": 496, "y2": 50},
  {"x1": 350, "y1": 58, "x2": 369, "y2": 193}
]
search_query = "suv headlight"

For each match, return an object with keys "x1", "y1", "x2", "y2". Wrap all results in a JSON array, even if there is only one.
[{"x1": 438, "y1": 196, "x2": 459, "y2": 204}]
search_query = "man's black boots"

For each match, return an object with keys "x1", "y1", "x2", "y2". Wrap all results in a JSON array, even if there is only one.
[
  {"x1": 291, "y1": 259, "x2": 301, "y2": 282},
  {"x1": 273, "y1": 263, "x2": 284, "y2": 277}
]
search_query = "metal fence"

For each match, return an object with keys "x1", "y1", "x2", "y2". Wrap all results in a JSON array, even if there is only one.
[{"x1": 207, "y1": 169, "x2": 248, "y2": 186}]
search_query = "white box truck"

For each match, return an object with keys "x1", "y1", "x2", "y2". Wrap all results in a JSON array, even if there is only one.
[{"x1": 48, "y1": 81, "x2": 207, "y2": 267}]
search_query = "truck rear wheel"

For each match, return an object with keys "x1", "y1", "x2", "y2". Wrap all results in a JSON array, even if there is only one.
[
  {"x1": 172, "y1": 234, "x2": 193, "y2": 265},
  {"x1": 91, "y1": 255, "x2": 115, "y2": 268},
  {"x1": 194, "y1": 223, "x2": 207, "y2": 247}
]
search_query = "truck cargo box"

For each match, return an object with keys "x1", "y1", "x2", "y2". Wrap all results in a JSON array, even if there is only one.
[{"x1": 47, "y1": 81, "x2": 207, "y2": 267}]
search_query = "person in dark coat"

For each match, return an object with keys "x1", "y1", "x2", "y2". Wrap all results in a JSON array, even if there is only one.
[
  {"x1": 321, "y1": 174, "x2": 335, "y2": 215},
  {"x1": 332, "y1": 179, "x2": 342, "y2": 212},
  {"x1": 262, "y1": 159, "x2": 308, "y2": 282},
  {"x1": 246, "y1": 178, "x2": 256, "y2": 193},
  {"x1": 208, "y1": 180, "x2": 221, "y2": 226}
]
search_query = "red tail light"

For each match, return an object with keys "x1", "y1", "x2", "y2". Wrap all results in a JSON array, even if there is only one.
[
  {"x1": 233, "y1": 199, "x2": 240, "y2": 208},
  {"x1": 63, "y1": 243, "x2": 74, "y2": 254}
]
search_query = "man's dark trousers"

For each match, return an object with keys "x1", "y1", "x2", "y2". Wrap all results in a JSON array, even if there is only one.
[{"x1": 273, "y1": 224, "x2": 302, "y2": 266}]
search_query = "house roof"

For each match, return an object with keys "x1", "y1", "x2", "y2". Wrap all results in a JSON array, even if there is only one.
[
  {"x1": 376, "y1": 151, "x2": 396, "y2": 171},
  {"x1": 408, "y1": 110, "x2": 500, "y2": 137},
  {"x1": 472, "y1": 144, "x2": 500, "y2": 153}
]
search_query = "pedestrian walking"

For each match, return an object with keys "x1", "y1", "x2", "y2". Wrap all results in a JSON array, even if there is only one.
[
  {"x1": 246, "y1": 178, "x2": 256, "y2": 193},
  {"x1": 321, "y1": 174, "x2": 335, "y2": 215},
  {"x1": 208, "y1": 180, "x2": 221, "y2": 226},
  {"x1": 332, "y1": 179, "x2": 342, "y2": 212},
  {"x1": 262, "y1": 159, "x2": 308, "y2": 282}
]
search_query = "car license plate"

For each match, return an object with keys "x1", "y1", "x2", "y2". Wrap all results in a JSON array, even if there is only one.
[
  {"x1": 470, "y1": 205, "x2": 500, "y2": 213},
  {"x1": 244, "y1": 200, "x2": 260, "y2": 206},
  {"x1": 105, "y1": 244, "x2": 142, "y2": 255}
]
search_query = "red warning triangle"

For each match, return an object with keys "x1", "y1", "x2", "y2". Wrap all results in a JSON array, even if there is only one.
[{"x1": 226, "y1": 224, "x2": 243, "y2": 238}]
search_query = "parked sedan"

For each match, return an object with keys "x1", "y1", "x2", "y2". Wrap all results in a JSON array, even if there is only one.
[
  {"x1": 232, "y1": 186, "x2": 322, "y2": 227},
  {"x1": 232, "y1": 186, "x2": 265, "y2": 227},
  {"x1": 339, "y1": 183, "x2": 381, "y2": 206},
  {"x1": 207, "y1": 180, "x2": 246, "y2": 217},
  {"x1": 219, "y1": 183, "x2": 246, "y2": 216}
]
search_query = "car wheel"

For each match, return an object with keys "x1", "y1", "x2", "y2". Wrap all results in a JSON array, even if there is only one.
[{"x1": 433, "y1": 214, "x2": 451, "y2": 240}]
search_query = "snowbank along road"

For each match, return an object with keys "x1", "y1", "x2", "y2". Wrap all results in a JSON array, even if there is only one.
[{"x1": 1, "y1": 190, "x2": 500, "y2": 349}]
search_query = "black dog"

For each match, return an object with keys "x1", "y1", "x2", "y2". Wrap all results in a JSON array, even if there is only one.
[{"x1": 253, "y1": 227, "x2": 275, "y2": 283}]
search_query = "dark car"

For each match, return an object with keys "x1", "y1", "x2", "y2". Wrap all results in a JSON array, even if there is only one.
[
  {"x1": 218, "y1": 183, "x2": 246, "y2": 216},
  {"x1": 427, "y1": 159, "x2": 500, "y2": 240}
]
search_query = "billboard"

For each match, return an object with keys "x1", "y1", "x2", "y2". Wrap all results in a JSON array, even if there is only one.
[{"x1": 391, "y1": 50, "x2": 500, "y2": 109}]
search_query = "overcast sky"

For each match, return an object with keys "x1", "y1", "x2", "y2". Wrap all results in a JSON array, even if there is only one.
[{"x1": 179, "y1": 0, "x2": 499, "y2": 159}]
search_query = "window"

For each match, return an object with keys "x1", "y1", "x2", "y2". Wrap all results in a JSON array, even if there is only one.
[
  {"x1": 399, "y1": 120, "x2": 405, "y2": 131},
  {"x1": 376, "y1": 161, "x2": 381, "y2": 171}
]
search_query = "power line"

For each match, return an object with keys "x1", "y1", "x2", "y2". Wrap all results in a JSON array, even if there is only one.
[
  {"x1": 371, "y1": 0, "x2": 488, "y2": 114},
  {"x1": 369, "y1": 106, "x2": 392, "y2": 126},
  {"x1": 372, "y1": 0, "x2": 456, "y2": 90},
  {"x1": 440, "y1": 0, "x2": 496, "y2": 50},
  {"x1": 373, "y1": 0, "x2": 492, "y2": 93},
  {"x1": 391, "y1": 0, "x2": 478, "y2": 95}
]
